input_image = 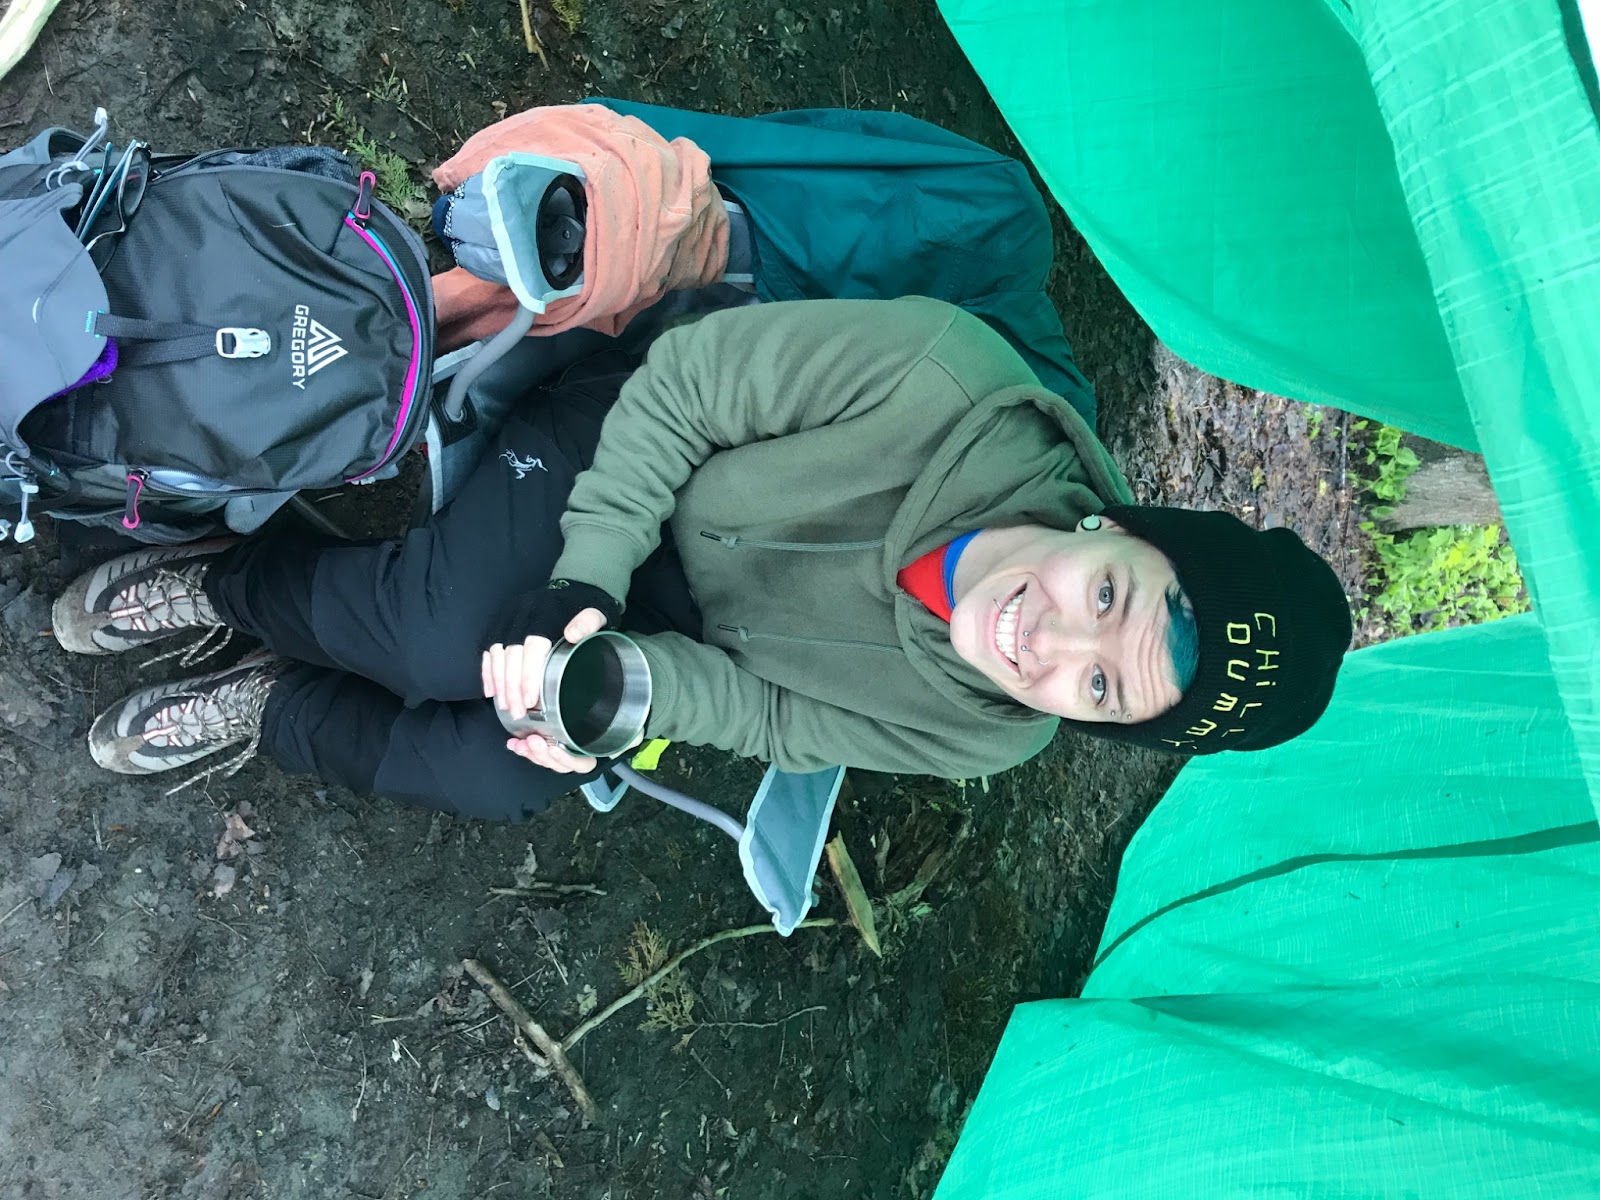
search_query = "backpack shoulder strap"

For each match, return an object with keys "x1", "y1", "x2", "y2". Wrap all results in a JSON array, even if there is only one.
[
  {"x1": 89, "y1": 313, "x2": 271, "y2": 366},
  {"x1": 0, "y1": 186, "x2": 108, "y2": 457}
]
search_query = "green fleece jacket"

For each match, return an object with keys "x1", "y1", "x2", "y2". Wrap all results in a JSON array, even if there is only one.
[{"x1": 550, "y1": 297, "x2": 1133, "y2": 778}]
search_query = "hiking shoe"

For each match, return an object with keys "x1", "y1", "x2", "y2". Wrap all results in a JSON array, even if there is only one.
[
  {"x1": 88, "y1": 653, "x2": 285, "y2": 786},
  {"x1": 53, "y1": 539, "x2": 236, "y2": 656}
]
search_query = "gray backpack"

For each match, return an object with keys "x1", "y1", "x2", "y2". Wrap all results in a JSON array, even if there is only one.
[{"x1": 1, "y1": 112, "x2": 435, "y2": 544}]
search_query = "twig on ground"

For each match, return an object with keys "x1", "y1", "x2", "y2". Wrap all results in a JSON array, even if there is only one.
[
  {"x1": 463, "y1": 958, "x2": 598, "y2": 1124},
  {"x1": 196, "y1": 911, "x2": 250, "y2": 942},
  {"x1": 350, "y1": 1050, "x2": 368, "y2": 1123},
  {"x1": 488, "y1": 882, "x2": 605, "y2": 898},
  {"x1": 825, "y1": 835, "x2": 881, "y2": 956},
  {"x1": 517, "y1": 0, "x2": 548, "y2": 67},
  {"x1": 699, "y1": 1004, "x2": 827, "y2": 1031},
  {"x1": 537, "y1": 928, "x2": 569, "y2": 987},
  {"x1": 0, "y1": 898, "x2": 31, "y2": 929},
  {"x1": 563, "y1": 918, "x2": 838, "y2": 1053},
  {"x1": 689, "y1": 1049, "x2": 731, "y2": 1099}
]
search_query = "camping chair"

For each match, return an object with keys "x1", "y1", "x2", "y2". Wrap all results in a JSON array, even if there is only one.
[
  {"x1": 592, "y1": 763, "x2": 846, "y2": 937},
  {"x1": 421, "y1": 159, "x2": 843, "y2": 935}
]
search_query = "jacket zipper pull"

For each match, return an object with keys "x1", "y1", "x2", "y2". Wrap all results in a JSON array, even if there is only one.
[
  {"x1": 352, "y1": 171, "x2": 377, "y2": 225},
  {"x1": 122, "y1": 470, "x2": 148, "y2": 531},
  {"x1": 5, "y1": 471, "x2": 39, "y2": 543}
]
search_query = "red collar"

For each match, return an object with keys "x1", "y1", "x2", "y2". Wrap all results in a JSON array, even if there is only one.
[{"x1": 897, "y1": 543, "x2": 954, "y2": 621}]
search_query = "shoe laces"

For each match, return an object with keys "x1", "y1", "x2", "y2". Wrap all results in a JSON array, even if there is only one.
[
  {"x1": 145, "y1": 662, "x2": 280, "y2": 796},
  {"x1": 112, "y1": 564, "x2": 233, "y2": 671},
  {"x1": 111, "y1": 562, "x2": 218, "y2": 631}
]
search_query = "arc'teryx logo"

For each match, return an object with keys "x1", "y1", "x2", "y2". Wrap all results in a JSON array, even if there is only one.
[
  {"x1": 501, "y1": 450, "x2": 547, "y2": 479},
  {"x1": 290, "y1": 304, "x2": 348, "y2": 389}
]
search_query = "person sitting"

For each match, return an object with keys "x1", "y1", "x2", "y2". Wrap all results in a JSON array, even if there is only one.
[{"x1": 52, "y1": 298, "x2": 1352, "y2": 818}]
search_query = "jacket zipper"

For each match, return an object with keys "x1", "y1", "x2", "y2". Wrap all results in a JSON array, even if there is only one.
[
  {"x1": 715, "y1": 625, "x2": 901, "y2": 653},
  {"x1": 701, "y1": 530, "x2": 897, "y2": 649},
  {"x1": 698, "y1": 531, "x2": 884, "y2": 552}
]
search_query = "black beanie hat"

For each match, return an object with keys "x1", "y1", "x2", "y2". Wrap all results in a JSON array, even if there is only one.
[{"x1": 1062, "y1": 506, "x2": 1353, "y2": 755}]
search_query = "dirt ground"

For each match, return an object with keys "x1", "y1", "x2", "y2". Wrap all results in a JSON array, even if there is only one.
[{"x1": 0, "y1": 2, "x2": 1364, "y2": 1197}]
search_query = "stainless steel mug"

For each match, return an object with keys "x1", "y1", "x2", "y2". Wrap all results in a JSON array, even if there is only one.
[{"x1": 494, "y1": 630, "x2": 652, "y2": 758}]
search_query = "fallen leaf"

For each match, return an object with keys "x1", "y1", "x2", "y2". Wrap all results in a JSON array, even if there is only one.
[
  {"x1": 824, "y1": 834, "x2": 881, "y2": 957},
  {"x1": 513, "y1": 843, "x2": 540, "y2": 890},
  {"x1": 210, "y1": 863, "x2": 237, "y2": 898},
  {"x1": 216, "y1": 811, "x2": 256, "y2": 860},
  {"x1": 41, "y1": 868, "x2": 75, "y2": 910},
  {"x1": 576, "y1": 984, "x2": 598, "y2": 1016},
  {"x1": 534, "y1": 1130, "x2": 565, "y2": 1168}
]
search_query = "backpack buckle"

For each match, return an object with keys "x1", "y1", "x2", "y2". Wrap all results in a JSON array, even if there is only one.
[{"x1": 216, "y1": 327, "x2": 272, "y2": 359}]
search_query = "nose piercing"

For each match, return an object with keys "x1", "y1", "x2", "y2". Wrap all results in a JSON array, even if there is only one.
[
  {"x1": 1021, "y1": 623, "x2": 1053, "y2": 665},
  {"x1": 1080, "y1": 514, "x2": 1103, "y2": 532}
]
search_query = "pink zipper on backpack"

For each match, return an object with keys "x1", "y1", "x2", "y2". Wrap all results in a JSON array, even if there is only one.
[{"x1": 343, "y1": 174, "x2": 424, "y2": 482}]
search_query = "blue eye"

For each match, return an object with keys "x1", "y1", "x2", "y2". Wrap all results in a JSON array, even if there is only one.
[
  {"x1": 1097, "y1": 578, "x2": 1115, "y2": 615},
  {"x1": 1091, "y1": 667, "x2": 1107, "y2": 704}
]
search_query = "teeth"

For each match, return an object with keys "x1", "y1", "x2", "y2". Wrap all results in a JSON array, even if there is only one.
[{"x1": 995, "y1": 592, "x2": 1023, "y2": 665}]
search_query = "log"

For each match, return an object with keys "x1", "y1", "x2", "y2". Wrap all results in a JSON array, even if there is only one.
[
  {"x1": 1375, "y1": 438, "x2": 1503, "y2": 532},
  {"x1": 0, "y1": 0, "x2": 63, "y2": 85}
]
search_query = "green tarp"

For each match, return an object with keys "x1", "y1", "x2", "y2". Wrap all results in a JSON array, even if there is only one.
[
  {"x1": 932, "y1": 0, "x2": 1600, "y2": 1193},
  {"x1": 938, "y1": 0, "x2": 1471, "y2": 447},
  {"x1": 936, "y1": 617, "x2": 1600, "y2": 1198}
]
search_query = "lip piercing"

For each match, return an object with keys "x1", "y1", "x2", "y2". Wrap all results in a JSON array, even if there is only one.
[{"x1": 1080, "y1": 514, "x2": 1103, "y2": 532}]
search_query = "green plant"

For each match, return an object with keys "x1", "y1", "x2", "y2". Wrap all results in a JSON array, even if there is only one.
[
  {"x1": 553, "y1": 0, "x2": 583, "y2": 34},
  {"x1": 368, "y1": 68, "x2": 408, "y2": 106},
  {"x1": 619, "y1": 922, "x2": 696, "y2": 1033},
  {"x1": 1356, "y1": 420, "x2": 1420, "y2": 515},
  {"x1": 1366, "y1": 524, "x2": 1529, "y2": 632},
  {"x1": 321, "y1": 92, "x2": 428, "y2": 218},
  {"x1": 1305, "y1": 407, "x2": 1325, "y2": 441},
  {"x1": 1354, "y1": 420, "x2": 1528, "y2": 633}
]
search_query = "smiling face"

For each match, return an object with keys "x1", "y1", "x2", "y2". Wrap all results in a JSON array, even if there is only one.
[{"x1": 947, "y1": 520, "x2": 1187, "y2": 723}]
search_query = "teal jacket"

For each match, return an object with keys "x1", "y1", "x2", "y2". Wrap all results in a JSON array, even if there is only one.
[
  {"x1": 589, "y1": 98, "x2": 1098, "y2": 424},
  {"x1": 551, "y1": 298, "x2": 1132, "y2": 777}
]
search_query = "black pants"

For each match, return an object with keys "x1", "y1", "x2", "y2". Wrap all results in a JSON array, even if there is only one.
[{"x1": 203, "y1": 355, "x2": 701, "y2": 820}]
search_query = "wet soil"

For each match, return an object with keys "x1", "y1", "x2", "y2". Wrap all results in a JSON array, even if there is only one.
[{"x1": 0, "y1": 2, "x2": 1361, "y2": 1197}]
